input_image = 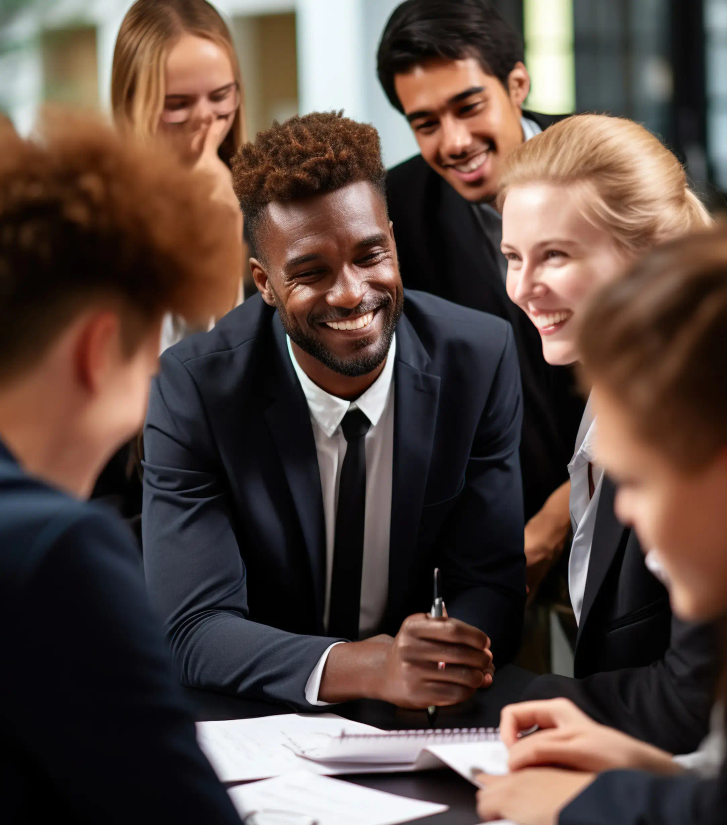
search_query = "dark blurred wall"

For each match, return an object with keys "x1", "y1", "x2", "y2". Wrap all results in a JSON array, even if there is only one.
[{"x1": 496, "y1": 0, "x2": 723, "y2": 205}]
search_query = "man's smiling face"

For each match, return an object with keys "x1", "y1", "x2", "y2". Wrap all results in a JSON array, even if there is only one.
[
  {"x1": 395, "y1": 56, "x2": 530, "y2": 203},
  {"x1": 251, "y1": 180, "x2": 403, "y2": 379}
]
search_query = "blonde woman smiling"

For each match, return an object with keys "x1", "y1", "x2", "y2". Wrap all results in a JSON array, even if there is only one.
[{"x1": 497, "y1": 114, "x2": 716, "y2": 754}]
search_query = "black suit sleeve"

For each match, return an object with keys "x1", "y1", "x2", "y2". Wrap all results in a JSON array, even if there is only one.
[
  {"x1": 2, "y1": 511, "x2": 240, "y2": 825},
  {"x1": 522, "y1": 617, "x2": 717, "y2": 753},
  {"x1": 560, "y1": 770, "x2": 721, "y2": 825},
  {"x1": 442, "y1": 322, "x2": 527, "y2": 663},
  {"x1": 143, "y1": 351, "x2": 342, "y2": 710}
]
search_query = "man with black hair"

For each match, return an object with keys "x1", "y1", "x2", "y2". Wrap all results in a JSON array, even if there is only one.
[
  {"x1": 142, "y1": 112, "x2": 526, "y2": 710},
  {"x1": 378, "y1": 0, "x2": 583, "y2": 595}
]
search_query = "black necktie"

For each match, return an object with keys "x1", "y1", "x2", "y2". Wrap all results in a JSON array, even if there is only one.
[{"x1": 328, "y1": 408, "x2": 371, "y2": 640}]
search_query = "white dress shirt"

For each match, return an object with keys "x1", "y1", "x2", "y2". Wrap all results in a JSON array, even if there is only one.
[
  {"x1": 674, "y1": 703, "x2": 725, "y2": 776},
  {"x1": 568, "y1": 396, "x2": 605, "y2": 626},
  {"x1": 285, "y1": 335, "x2": 396, "y2": 704}
]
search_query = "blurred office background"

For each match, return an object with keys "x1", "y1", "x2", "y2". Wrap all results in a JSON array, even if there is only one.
[{"x1": 0, "y1": 0, "x2": 724, "y2": 202}]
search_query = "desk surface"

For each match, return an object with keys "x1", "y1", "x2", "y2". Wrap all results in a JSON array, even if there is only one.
[{"x1": 184, "y1": 664, "x2": 536, "y2": 825}]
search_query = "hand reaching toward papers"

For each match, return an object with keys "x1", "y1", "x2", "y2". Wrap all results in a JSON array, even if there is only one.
[
  {"x1": 475, "y1": 767, "x2": 596, "y2": 825},
  {"x1": 500, "y1": 698, "x2": 680, "y2": 775},
  {"x1": 475, "y1": 698, "x2": 681, "y2": 824},
  {"x1": 318, "y1": 614, "x2": 494, "y2": 708}
]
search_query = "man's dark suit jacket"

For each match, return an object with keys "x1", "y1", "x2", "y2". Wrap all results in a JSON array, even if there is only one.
[
  {"x1": 385, "y1": 111, "x2": 583, "y2": 521},
  {"x1": 142, "y1": 291, "x2": 527, "y2": 710},
  {"x1": 560, "y1": 765, "x2": 726, "y2": 825},
  {"x1": 523, "y1": 477, "x2": 717, "y2": 754},
  {"x1": 0, "y1": 442, "x2": 239, "y2": 825}
]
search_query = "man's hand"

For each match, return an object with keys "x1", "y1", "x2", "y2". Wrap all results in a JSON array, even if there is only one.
[
  {"x1": 318, "y1": 614, "x2": 493, "y2": 707},
  {"x1": 501, "y1": 698, "x2": 680, "y2": 775},
  {"x1": 524, "y1": 481, "x2": 571, "y2": 603},
  {"x1": 476, "y1": 768, "x2": 596, "y2": 825}
]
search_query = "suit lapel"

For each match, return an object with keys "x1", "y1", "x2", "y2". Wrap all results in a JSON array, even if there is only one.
[
  {"x1": 262, "y1": 317, "x2": 326, "y2": 628},
  {"x1": 385, "y1": 316, "x2": 441, "y2": 625},
  {"x1": 438, "y1": 181, "x2": 511, "y2": 314},
  {"x1": 576, "y1": 476, "x2": 628, "y2": 645}
]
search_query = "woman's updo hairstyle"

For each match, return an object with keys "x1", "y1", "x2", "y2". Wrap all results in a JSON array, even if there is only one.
[{"x1": 498, "y1": 114, "x2": 712, "y2": 255}]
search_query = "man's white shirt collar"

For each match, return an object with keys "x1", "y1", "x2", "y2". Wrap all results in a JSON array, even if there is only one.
[
  {"x1": 521, "y1": 115, "x2": 542, "y2": 142},
  {"x1": 286, "y1": 334, "x2": 396, "y2": 437}
]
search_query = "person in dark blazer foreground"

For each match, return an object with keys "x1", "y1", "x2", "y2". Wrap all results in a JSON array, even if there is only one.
[
  {"x1": 377, "y1": 0, "x2": 585, "y2": 595},
  {"x1": 496, "y1": 114, "x2": 717, "y2": 756},
  {"x1": 476, "y1": 231, "x2": 727, "y2": 825},
  {"x1": 142, "y1": 112, "x2": 526, "y2": 711},
  {"x1": 0, "y1": 114, "x2": 241, "y2": 824}
]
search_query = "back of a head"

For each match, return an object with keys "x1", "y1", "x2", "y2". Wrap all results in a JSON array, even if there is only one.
[
  {"x1": 111, "y1": 0, "x2": 245, "y2": 162},
  {"x1": 579, "y1": 229, "x2": 727, "y2": 470},
  {"x1": 498, "y1": 113, "x2": 713, "y2": 255},
  {"x1": 0, "y1": 109, "x2": 239, "y2": 385},
  {"x1": 377, "y1": 0, "x2": 523, "y2": 112},
  {"x1": 232, "y1": 111, "x2": 386, "y2": 260}
]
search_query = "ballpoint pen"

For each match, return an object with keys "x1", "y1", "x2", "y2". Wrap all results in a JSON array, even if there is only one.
[{"x1": 427, "y1": 567, "x2": 445, "y2": 727}]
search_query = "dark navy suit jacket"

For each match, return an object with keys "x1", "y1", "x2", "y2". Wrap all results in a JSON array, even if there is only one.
[
  {"x1": 142, "y1": 290, "x2": 527, "y2": 709},
  {"x1": 0, "y1": 441, "x2": 239, "y2": 825},
  {"x1": 560, "y1": 766, "x2": 726, "y2": 824},
  {"x1": 385, "y1": 112, "x2": 584, "y2": 522}
]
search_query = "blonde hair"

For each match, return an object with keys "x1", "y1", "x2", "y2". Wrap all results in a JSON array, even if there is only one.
[
  {"x1": 111, "y1": 0, "x2": 246, "y2": 167},
  {"x1": 498, "y1": 114, "x2": 712, "y2": 255}
]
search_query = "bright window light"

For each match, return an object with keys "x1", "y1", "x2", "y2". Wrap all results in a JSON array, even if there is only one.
[{"x1": 524, "y1": 0, "x2": 575, "y2": 114}]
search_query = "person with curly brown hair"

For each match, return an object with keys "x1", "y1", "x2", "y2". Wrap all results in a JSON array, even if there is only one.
[
  {"x1": 0, "y1": 111, "x2": 241, "y2": 824},
  {"x1": 142, "y1": 111, "x2": 527, "y2": 709}
]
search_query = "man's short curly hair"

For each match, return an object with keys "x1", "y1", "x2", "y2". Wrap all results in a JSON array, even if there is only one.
[
  {"x1": 232, "y1": 111, "x2": 387, "y2": 261},
  {"x1": 0, "y1": 108, "x2": 240, "y2": 383}
]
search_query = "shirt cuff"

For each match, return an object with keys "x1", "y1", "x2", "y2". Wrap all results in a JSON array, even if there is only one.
[
  {"x1": 304, "y1": 642, "x2": 346, "y2": 706},
  {"x1": 672, "y1": 751, "x2": 719, "y2": 778}
]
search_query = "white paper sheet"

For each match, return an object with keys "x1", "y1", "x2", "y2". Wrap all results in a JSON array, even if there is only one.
[
  {"x1": 227, "y1": 771, "x2": 448, "y2": 825},
  {"x1": 426, "y1": 740, "x2": 509, "y2": 784},
  {"x1": 287, "y1": 729, "x2": 509, "y2": 784},
  {"x1": 197, "y1": 713, "x2": 394, "y2": 783}
]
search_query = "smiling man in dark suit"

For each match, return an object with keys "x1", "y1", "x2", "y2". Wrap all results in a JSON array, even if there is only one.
[
  {"x1": 377, "y1": 0, "x2": 584, "y2": 595},
  {"x1": 142, "y1": 112, "x2": 526, "y2": 710}
]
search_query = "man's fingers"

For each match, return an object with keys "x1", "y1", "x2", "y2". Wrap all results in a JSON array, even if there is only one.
[
  {"x1": 426, "y1": 663, "x2": 485, "y2": 690},
  {"x1": 422, "y1": 679, "x2": 477, "y2": 707},
  {"x1": 499, "y1": 698, "x2": 586, "y2": 748},
  {"x1": 412, "y1": 614, "x2": 490, "y2": 651},
  {"x1": 409, "y1": 638, "x2": 492, "y2": 670}
]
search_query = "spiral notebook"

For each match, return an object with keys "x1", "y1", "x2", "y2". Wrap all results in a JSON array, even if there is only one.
[{"x1": 287, "y1": 726, "x2": 509, "y2": 783}]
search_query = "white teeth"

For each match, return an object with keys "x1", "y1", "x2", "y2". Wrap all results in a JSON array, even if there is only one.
[
  {"x1": 454, "y1": 151, "x2": 488, "y2": 173},
  {"x1": 532, "y1": 311, "x2": 572, "y2": 329},
  {"x1": 324, "y1": 311, "x2": 375, "y2": 331}
]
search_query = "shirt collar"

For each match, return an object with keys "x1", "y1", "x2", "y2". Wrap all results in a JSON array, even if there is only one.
[
  {"x1": 476, "y1": 117, "x2": 542, "y2": 222},
  {"x1": 569, "y1": 397, "x2": 598, "y2": 470},
  {"x1": 521, "y1": 115, "x2": 543, "y2": 142},
  {"x1": 286, "y1": 334, "x2": 396, "y2": 438}
]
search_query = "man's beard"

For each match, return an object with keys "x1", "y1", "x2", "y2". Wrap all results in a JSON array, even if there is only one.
[{"x1": 274, "y1": 290, "x2": 404, "y2": 378}]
